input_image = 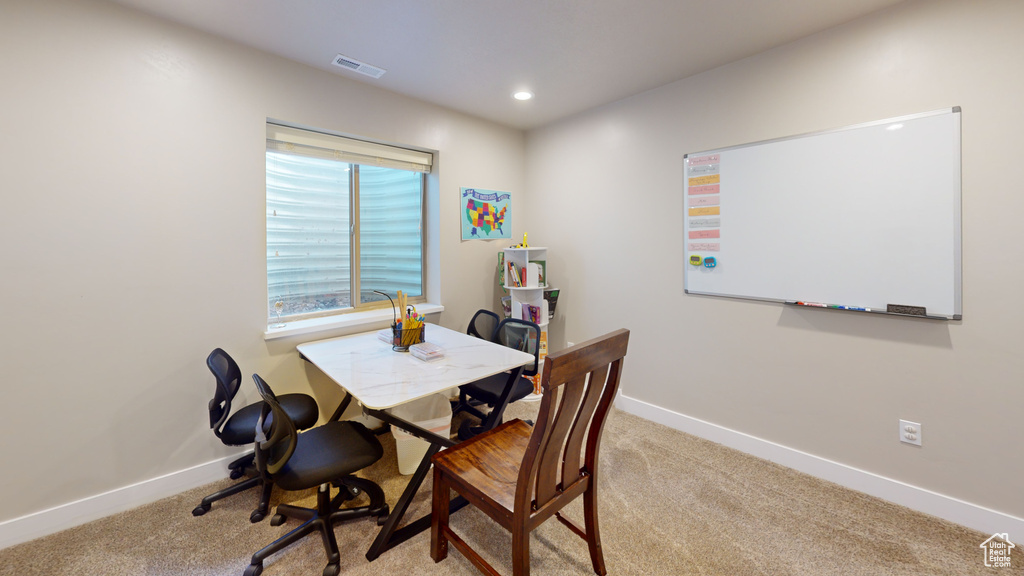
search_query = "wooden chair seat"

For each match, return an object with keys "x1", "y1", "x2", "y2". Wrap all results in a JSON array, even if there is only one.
[{"x1": 432, "y1": 419, "x2": 532, "y2": 523}]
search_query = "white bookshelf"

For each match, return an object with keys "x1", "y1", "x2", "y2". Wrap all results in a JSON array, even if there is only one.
[
  {"x1": 504, "y1": 247, "x2": 550, "y2": 400},
  {"x1": 503, "y1": 247, "x2": 548, "y2": 325}
]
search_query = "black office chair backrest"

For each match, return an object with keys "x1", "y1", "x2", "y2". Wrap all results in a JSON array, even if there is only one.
[
  {"x1": 252, "y1": 374, "x2": 299, "y2": 477},
  {"x1": 467, "y1": 309, "x2": 500, "y2": 340},
  {"x1": 494, "y1": 318, "x2": 541, "y2": 376},
  {"x1": 206, "y1": 348, "x2": 243, "y2": 437}
]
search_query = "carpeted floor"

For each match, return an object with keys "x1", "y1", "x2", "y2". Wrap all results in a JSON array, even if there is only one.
[{"x1": 0, "y1": 402, "x2": 991, "y2": 575}]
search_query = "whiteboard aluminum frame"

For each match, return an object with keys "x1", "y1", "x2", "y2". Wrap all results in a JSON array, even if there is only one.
[{"x1": 683, "y1": 107, "x2": 962, "y2": 320}]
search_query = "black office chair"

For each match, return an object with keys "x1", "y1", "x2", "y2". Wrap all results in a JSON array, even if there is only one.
[
  {"x1": 453, "y1": 317, "x2": 541, "y2": 440},
  {"x1": 450, "y1": 308, "x2": 501, "y2": 419},
  {"x1": 466, "y1": 308, "x2": 500, "y2": 340},
  {"x1": 245, "y1": 374, "x2": 389, "y2": 576},
  {"x1": 450, "y1": 309, "x2": 500, "y2": 418},
  {"x1": 192, "y1": 348, "x2": 320, "y2": 522}
]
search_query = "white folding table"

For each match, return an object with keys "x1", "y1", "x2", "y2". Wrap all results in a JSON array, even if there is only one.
[{"x1": 297, "y1": 323, "x2": 534, "y2": 560}]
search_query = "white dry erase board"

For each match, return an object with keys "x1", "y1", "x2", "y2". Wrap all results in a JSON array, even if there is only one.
[{"x1": 683, "y1": 107, "x2": 962, "y2": 320}]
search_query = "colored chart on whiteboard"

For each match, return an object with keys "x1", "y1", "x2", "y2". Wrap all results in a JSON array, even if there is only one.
[{"x1": 686, "y1": 154, "x2": 721, "y2": 264}]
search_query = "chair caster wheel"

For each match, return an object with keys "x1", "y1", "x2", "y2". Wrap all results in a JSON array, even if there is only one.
[
  {"x1": 229, "y1": 468, "x2": 245, "y2": 480},
  {"x1": 323, "y1": 563, "x2": 340, "y2": 576},
  {"x1": 192, "y1": 504, "x2": 210, "y2": 517},
  {"x1": 243, "y1": 563, "x2": 263, "y2": 576},
  {"x1": 376, "y1": 504, "x2": 390, "y2": 526},
  {"x1": 249, "y1": 510, "x2": 265, "y2": 523},
  {"x1": 270, "y1": 514, "x2": 286, "y2": 527}
]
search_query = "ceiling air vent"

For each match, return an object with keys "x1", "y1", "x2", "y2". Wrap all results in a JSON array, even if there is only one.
[{"x1": 331, "y1": 54, "x2": 386, "y2": 79}]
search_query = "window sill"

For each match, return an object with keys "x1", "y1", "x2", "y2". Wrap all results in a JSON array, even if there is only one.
[{"x1": 263, "y1": 303, "x2": 445, "y2": 342}]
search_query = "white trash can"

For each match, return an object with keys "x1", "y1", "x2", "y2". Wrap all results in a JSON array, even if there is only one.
[{"x1": 389, "y1": 394, "x2": 452, "y2": 475}]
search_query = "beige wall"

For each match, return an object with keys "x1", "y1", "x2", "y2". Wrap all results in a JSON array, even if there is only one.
[
  {"x1": 4, "y1": 0, "x2": 1022, "y2": 536},
  {"x1": 0, "y1": 0, "x2": 524, "y2": 523},
  {"x1": 527, "y1": 0, "x2": 1024, "y2": 519}
]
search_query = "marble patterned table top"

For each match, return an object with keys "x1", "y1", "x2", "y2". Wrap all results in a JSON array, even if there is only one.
[{"x1": 297, "y1": 323, "x2": 534, "y2": 410}]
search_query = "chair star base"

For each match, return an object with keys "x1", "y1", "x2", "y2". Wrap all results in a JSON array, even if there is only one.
[{"x1": 245, "y1": 476, "x2": 388, "y2": 576}]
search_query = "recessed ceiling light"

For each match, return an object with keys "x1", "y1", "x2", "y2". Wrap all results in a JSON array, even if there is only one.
[{"x1": 512, "y1": 91, "x2": 534, "y2": 101}]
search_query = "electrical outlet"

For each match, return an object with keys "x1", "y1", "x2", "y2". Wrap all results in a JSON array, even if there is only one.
[{"x1": 899, "y1": 419, "x2": 922, "y2": 446}]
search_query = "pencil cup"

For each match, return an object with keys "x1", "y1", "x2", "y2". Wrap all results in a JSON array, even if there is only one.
[{"x1": 392, "y1": 325, "x2": 425, "y2": 351}]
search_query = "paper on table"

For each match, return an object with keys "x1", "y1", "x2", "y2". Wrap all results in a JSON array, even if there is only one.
[{"x1": 410, "y1": 342, "x2": 444, "y2": 361}]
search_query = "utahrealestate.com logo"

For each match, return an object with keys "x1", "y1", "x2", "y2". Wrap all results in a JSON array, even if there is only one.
[{"x1": 980, "y1": 533, "x2": 1015, "y2": 568}]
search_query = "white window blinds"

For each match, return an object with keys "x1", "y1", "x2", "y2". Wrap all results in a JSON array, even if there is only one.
[{"x1": 266, "y1": 123, "x2": 432, "y2": 173}]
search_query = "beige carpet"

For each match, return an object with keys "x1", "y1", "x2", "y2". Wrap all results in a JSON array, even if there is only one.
[{"x1": 0, "y1": 403, "x2": 991, "y2": 575}]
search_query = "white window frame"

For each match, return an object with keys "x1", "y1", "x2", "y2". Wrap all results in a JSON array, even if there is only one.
[{"x1": 264, "y1": 121, "x2": 442, "y2": 340}]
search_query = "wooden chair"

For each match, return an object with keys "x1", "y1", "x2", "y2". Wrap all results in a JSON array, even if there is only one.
[{"x1": 430, "y1": 328, "x2": 629, "y2": 576}]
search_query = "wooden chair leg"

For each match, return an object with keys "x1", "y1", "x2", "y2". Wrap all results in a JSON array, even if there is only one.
[
  {"x1": 511, "y1": 518, "x2": 530, "y2": 576},
  {"x1": 430, "y1": 466, "x2": 450, "y2": 562},
  {"x1": 583, "y1": 484, "x2": 607, "y2": 576}
]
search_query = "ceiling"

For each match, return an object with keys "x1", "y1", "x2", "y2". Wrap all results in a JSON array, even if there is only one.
[{"x1": 108, "y1": 0, "x2": 908, "y2": 130}]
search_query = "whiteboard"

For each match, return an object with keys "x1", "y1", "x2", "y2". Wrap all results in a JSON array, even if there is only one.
[{"x1": 683, "y1": 108, "x2": 962, "y2": 319}]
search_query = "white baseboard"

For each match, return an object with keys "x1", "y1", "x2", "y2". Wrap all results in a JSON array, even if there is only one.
[
  {"x1": 0, "y1": 453, "x2": 240, "y2": 550},
  {"x1": 5, "y1": 399, "x2": 1021, "y2": 551},
  {"x1": 615, "y1": 394, "x2": 1024, "y2": 537}
]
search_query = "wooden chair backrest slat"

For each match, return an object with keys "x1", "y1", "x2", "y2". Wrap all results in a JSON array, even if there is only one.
[
  {"x1": 517, "y1": 329, "x2": 630, "y2": 513},
  {"x1": 562, "y1": 363, "x2": 608, "y2": 487},
  {"x1": 535, "y1": 374, "x2": 585, "y2": 505}
]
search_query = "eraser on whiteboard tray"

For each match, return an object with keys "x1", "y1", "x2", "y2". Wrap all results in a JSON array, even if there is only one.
[{"x1": 886, "y1": 304, "x2": 927, "y2": 316}]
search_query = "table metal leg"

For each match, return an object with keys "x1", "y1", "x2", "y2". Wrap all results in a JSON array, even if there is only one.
[
  {"x1": 364, "y1": 441, "x2": 470, "y2": 560},
  {"x1": 327, "y1": 390, "x2": 353, "y2": 422},
  {"x1": 363, "y1": 408, "x2": 468, "y2": 560},
  {"x1": 480, "y1": 366, "x2": 524, "y2": 430},
  {"x1": 459, "y1": 366, "x2": 526, "y2": 440}
]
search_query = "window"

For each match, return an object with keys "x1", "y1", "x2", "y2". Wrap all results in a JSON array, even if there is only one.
[{"x1": 266, "y1": 123, "x2": 431, "y2": 324}]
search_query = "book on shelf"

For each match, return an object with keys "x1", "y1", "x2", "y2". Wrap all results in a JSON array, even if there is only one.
[
  {"x1": 524, "y1": 304, "x2": 542, "y2": 324},
  {"x1": 528, "y1": 260, "x2": 546, "y2": 286},
  {"x1": 497, "y1": 252, "x2": 505, "y2": 290},
  {"x1": 507, "y1": 261, "x2": 522, "y2": 287},
  {"x1": 527, "y1": 372, "x2": 541, "y2": 394},
  {"x1": 525, "y1": 330, "x2": 550, "y2": 395},
  {"x1": 542, "y1": 288, "x2": 559, "y2": 319}
]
